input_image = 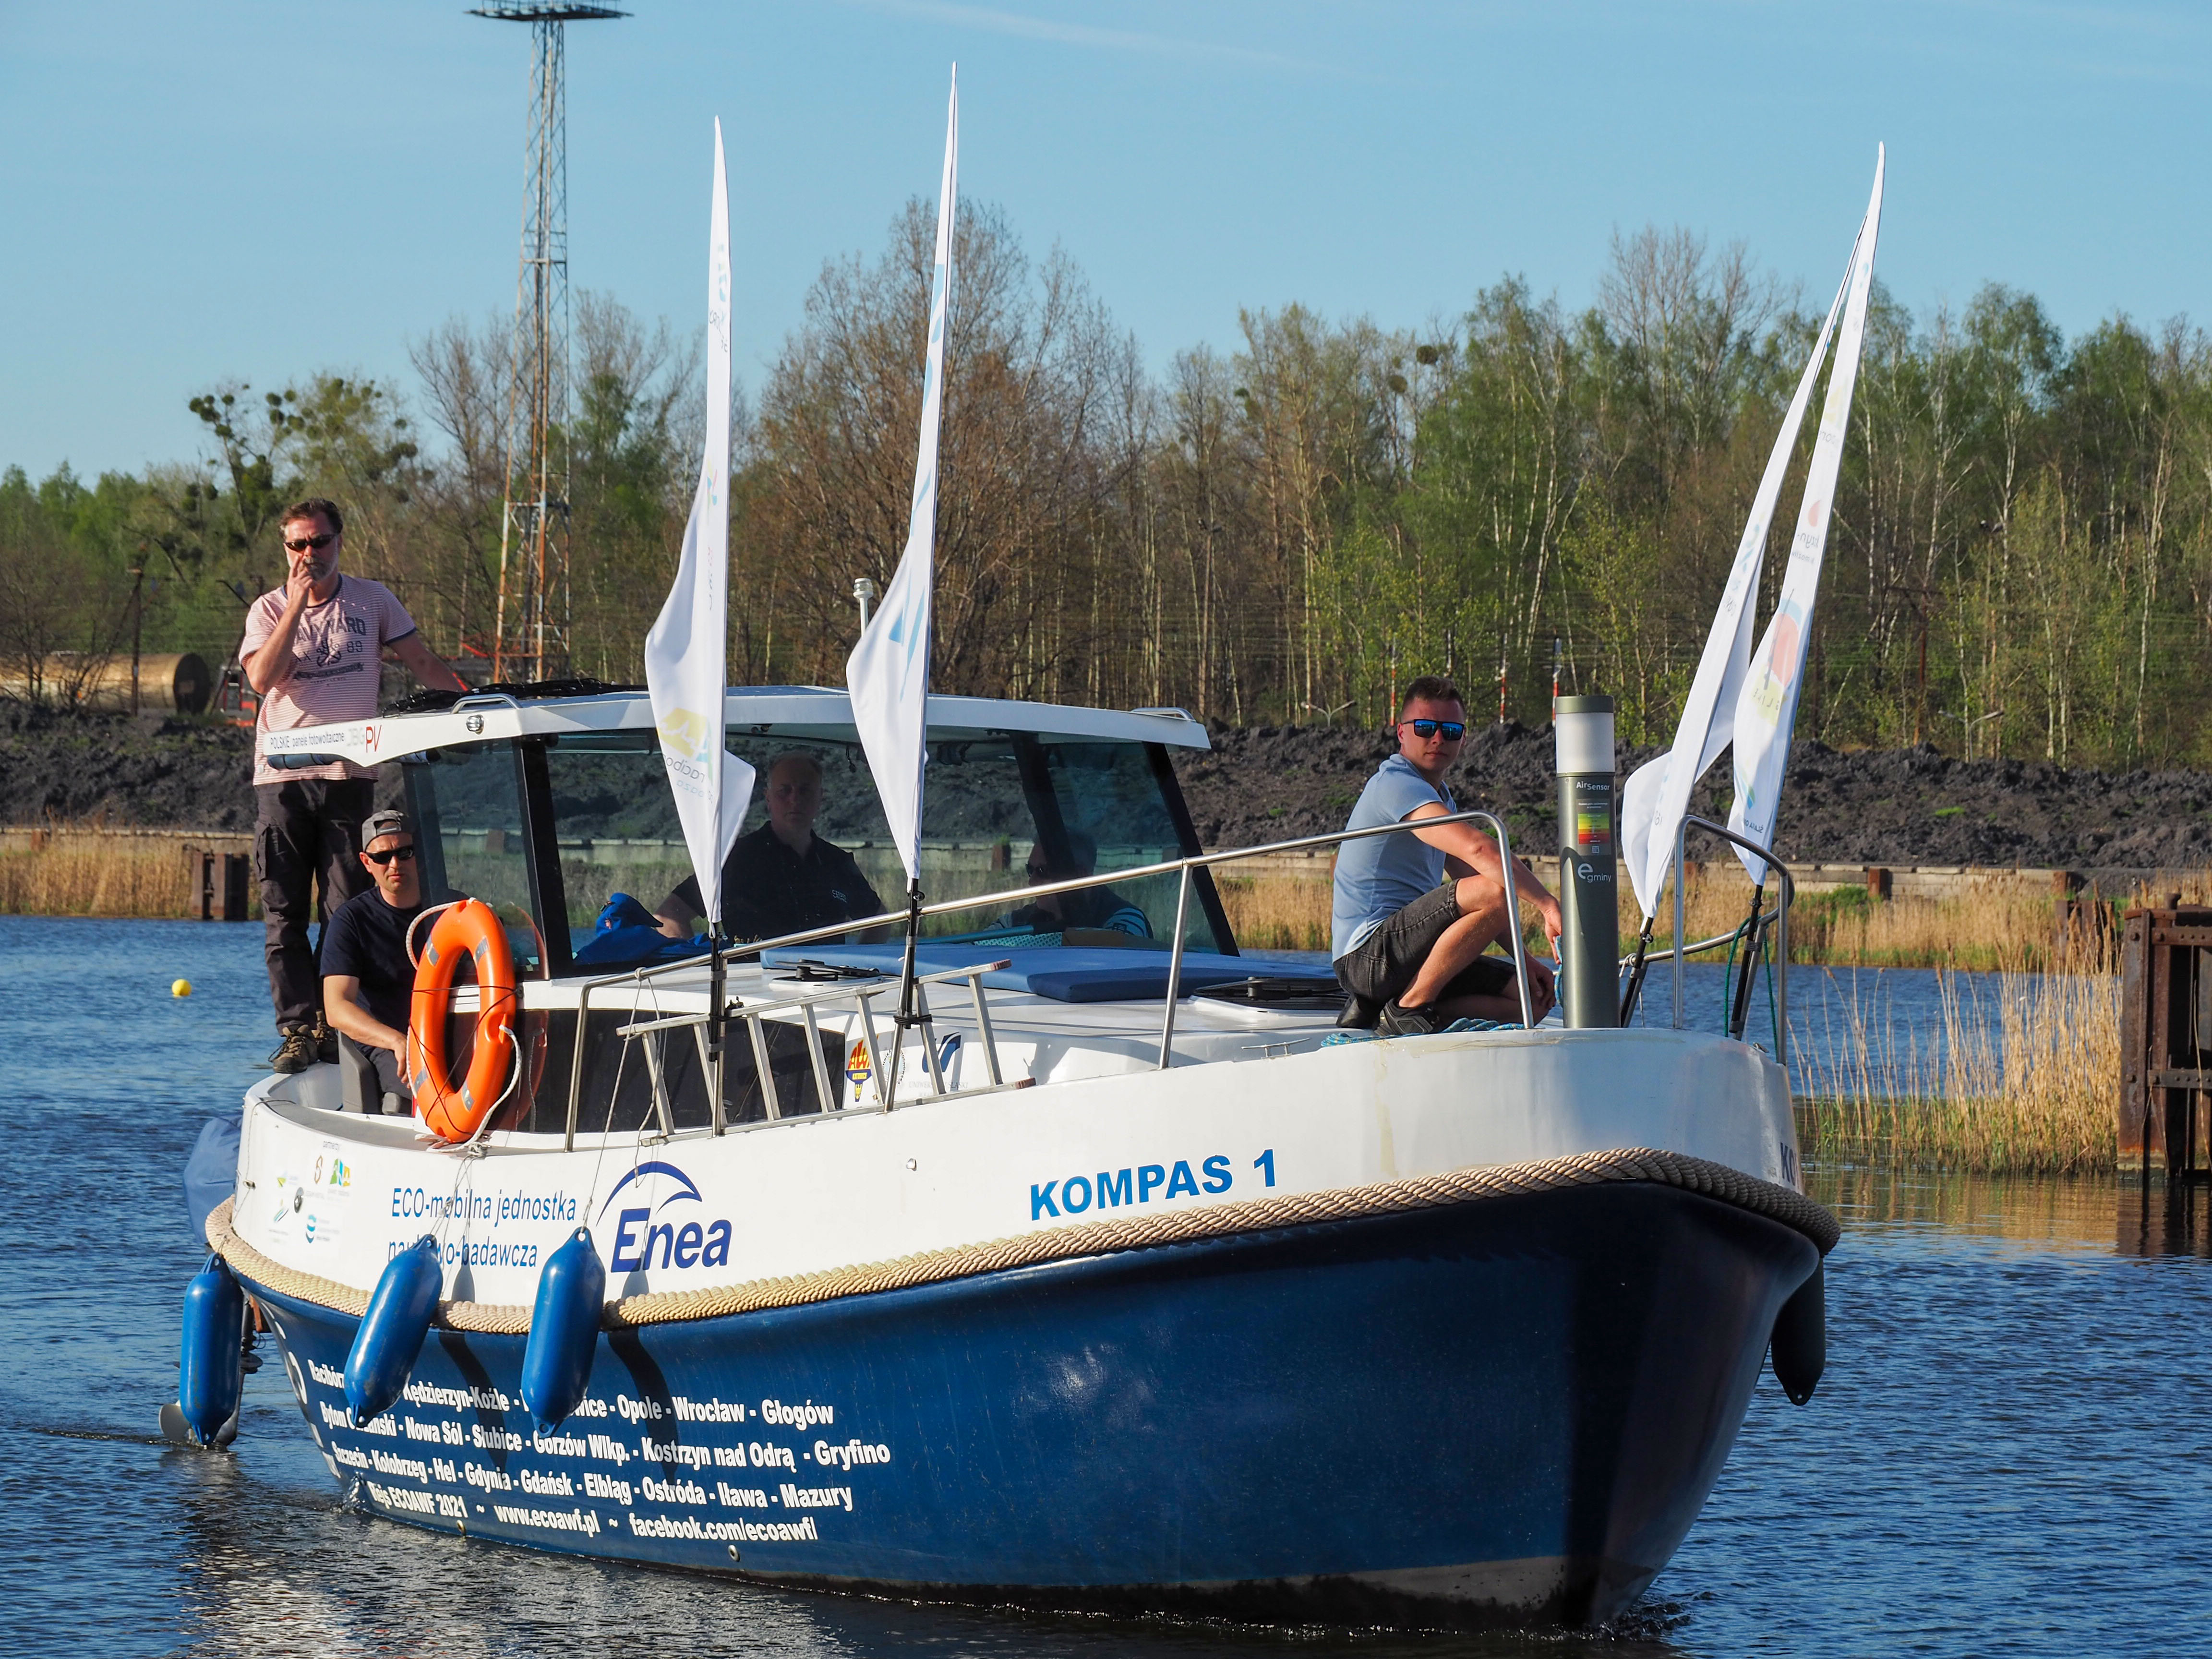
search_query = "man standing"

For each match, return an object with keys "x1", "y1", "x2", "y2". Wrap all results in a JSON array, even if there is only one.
[
  {"x1": 240, "y1": 498, "x2": 464, "y2": 1072},
  {"x1": 320, "y1": 810, "x2": 427, "y2": 1114},
  {"x1": 1331, "y1": 676, "x2": 1563, "y2": 1034},
  {"x1": 653, "y1": 750, "x2": 885, "y2": 943}
]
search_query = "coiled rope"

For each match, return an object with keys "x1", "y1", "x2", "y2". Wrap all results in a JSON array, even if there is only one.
[{"x1": 204, "y1": 1146, "x2": 1837, "y2": 1337}]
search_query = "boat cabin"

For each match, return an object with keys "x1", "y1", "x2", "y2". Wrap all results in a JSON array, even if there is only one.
[
  {"x1": 374, "y1": 686, "x2": 1233, "y2": 972},
  {"x1": 304, "y1": 686, "x2": 1336, "y2": 1140}
]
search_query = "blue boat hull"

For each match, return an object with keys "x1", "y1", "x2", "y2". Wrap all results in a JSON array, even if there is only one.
[{"x1": 246, "y1": 1180, "x2": 1817, "y2": 1628}]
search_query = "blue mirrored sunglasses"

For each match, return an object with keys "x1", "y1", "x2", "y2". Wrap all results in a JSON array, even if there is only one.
[{"x1": 1400, "y1": 719, "x2": 1466, "y2": 741}]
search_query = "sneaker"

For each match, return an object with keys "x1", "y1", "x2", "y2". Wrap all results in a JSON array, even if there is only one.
[
  {"x1": 1376, "y1": 1000, "x2": 1443, "y2": 1038},
  {"x1": 268, "y1": 1026, "x2": 317, "y2": 1073},
  {"x1": 312, "y1": 1019, "x2": 339, "y2": 1065}
]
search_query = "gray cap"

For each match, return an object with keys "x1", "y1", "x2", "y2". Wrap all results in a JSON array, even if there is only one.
[{"x1": 362, "y1": 808, "x2": 412, "y2": 845}]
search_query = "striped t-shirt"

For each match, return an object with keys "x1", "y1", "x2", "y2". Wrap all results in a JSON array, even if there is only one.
[{"x1": 240, "y1": 575, "x2": 418, "y2": 784}]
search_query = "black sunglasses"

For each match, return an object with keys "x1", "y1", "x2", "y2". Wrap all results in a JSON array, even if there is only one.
[
  {"x1": 1400, "y1": 719, "x2": 1467, "y2": 741},
  {"x1": 284, "y1": 532, "x2": 337, "y2": 553},
  {"x1": 364, "y1": 845, "x2": 416, "y2": 866}
]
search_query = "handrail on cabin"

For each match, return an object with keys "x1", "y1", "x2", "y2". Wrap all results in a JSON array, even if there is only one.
[{"x1": 553, "y1": 807, "x2": 1549, "y2": 1141}]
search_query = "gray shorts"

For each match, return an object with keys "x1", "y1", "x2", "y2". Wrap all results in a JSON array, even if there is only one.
[{"x1": 1333, "y1": 884, "x2": 1515, "y2": 1015}]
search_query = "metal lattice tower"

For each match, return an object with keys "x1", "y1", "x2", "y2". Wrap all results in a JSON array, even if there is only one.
[{"x1": 470, "y1": 2, "x2": 625, "y2": 684}]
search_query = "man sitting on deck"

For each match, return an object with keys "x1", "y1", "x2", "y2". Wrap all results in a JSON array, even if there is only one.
[
  {"x1": 1332, "y1": 677, "x2": 1562, "y2": 1034},
  {"x1": 320, "y1": 809, "x2": 427, "y2": 1115}
]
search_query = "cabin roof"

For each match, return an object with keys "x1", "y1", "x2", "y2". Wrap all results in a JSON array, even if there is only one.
[{"x1": 266, "y1": 686, "x2": 1210, "y2": 770}]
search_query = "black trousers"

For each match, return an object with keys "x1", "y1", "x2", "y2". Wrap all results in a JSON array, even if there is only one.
[{"x1": 255, "y1": 777, "x2": 374, "y2": 1030}]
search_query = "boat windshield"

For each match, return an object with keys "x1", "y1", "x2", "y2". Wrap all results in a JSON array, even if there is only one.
[{"x1": 403, "y1": 728, "x2": 1232, "y2": 972}]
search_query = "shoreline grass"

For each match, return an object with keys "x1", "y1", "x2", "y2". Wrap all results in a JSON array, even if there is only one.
[
  {"x1": 0, "y1": 830, "x2": 254, "y2": 920},
  {"x1": 1792, "y1": 958, "x2": 2119, "y2": 1174},
  {"x1": 5, "y1": 830, "x2": 2133, "y2": 1177},
  {"x1": 1223, "y1": 862, "x2": 2177, "y2": 974}
]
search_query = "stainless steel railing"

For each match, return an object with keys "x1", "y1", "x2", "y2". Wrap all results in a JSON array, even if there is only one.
[
  {"x1": 548, "y1": 806, "x2": 1545, "y2": 1143},
  {"x1": 1670, "y1": 815, "x2": 1795, "y2": 1068}
]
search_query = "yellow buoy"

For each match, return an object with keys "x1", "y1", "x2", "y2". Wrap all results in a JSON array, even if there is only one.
[{"x1": 172, "y1": 979, "x2": 192, "y2": 998}]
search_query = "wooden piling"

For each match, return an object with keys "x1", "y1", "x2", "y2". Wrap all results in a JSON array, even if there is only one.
[{"x1": 2119, "y1": 903, "x2": 2212, "y2": 1178}]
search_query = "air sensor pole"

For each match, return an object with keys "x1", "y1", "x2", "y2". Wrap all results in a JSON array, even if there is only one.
[{"x1": 1554, "y1": 696, "x2": 1619, "y2": 1028}]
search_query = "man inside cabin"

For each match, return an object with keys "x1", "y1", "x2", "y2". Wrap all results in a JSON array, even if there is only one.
[
  {"x1": 1006, "y1": 828, "x2": 1151, "y2": 940},
  {"x1": 1331, "y1": 676, "x2": 1562, "y2": 1034},
  {"x1": 319, "y1": 809, "x2": 427, "y2": 1115},
  {"x1": 240, "y1": 498, "x2": 465, "y2": 1075},
  {"x1": 654, "y1": 750, "x2": 887, "y2": 943}
]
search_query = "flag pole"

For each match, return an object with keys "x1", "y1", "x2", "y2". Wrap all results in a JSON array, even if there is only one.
[
  {"x1": 1619, "y1": 913, "x2": 1655, "y2": 1025},
  {"x1": 645, "y1": 119, "x2": 753, "y2": 1136},
  {"x1": 844, "y1": 68, "x2": 957, "y2": 1113},
  {"x1": 708, "y1": 928, "x2": 727, "y2": 1133},
  {"x1": 888, "y1": 880, "x2": 926, "y2": 1111},
  {"x1": 1727, "y1": 877, "x2": 1767, "y2": 1040}
]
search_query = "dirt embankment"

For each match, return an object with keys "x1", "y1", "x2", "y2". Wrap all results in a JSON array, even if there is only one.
[
  {"x1": 6, "y1": 706, "x2": 2211, "y2": 873},
  {"x1": 1177, "y1": 722, "x2": 2212, "y2": 874},
  {"x1": 0, "y1": 707, "x2": 256, "y2": 830}
]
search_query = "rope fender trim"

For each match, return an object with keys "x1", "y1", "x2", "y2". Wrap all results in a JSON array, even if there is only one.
[{"x1": 205, "y1": 1148, "x2": 1838, "y2": 1337}]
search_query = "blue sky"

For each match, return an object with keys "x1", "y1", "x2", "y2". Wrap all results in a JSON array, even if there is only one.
[{"x1": 4, "y1": 0, "x2": 2207, "y2": 480}]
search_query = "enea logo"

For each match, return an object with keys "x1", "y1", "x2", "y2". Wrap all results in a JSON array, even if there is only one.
[
  {"x1": 599, "y1": 1161, "x2": 732, "y2": 1274},
  {"x1": 656, "y1": 707, "x2": 710, "y2": 763}
]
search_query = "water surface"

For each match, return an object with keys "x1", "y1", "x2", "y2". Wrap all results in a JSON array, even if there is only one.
[{"x1": 1, "y1": 916, "x2": 2205, "y2": 1656}]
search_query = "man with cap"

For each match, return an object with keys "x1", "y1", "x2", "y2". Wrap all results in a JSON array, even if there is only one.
[{"x1": 319, "y1": 809, "x2": 429, "y2": 1115}]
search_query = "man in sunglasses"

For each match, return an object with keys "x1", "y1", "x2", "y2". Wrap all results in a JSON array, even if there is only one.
[
  {"x1": 318, "y1": 810, "x2": 427, "y2": 1114},
  {"x1": 240, "y1": 498, "x2": 465, "y2": 1073},
  {"x1": 1331, "y1": 676, "x2": 1562, "y2": 1034}
]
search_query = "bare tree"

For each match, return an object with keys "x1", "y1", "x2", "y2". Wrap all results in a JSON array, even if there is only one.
[{"x1": 742, "y1": 201, "x2": 1140, "y2": 697}]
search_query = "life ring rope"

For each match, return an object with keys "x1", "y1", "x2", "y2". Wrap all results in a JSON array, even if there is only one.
[
  {"x1": 408, "y1": 898, "x2": 519, "y2": 1144},
  {"x1": 404, "y1": 900, "x2": 461, "y2": 971}
]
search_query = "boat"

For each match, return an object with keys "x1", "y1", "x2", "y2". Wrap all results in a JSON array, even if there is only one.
[
  {"x1": 171, "y1": 93, "x2": 1860, "y2": 1634},
  {"x1": 181, "y1": 681, "x2": 1834, "y2": 1630}
]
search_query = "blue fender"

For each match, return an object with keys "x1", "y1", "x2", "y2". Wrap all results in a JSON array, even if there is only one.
[
  {"x1": 179, "y1": 1255, "x2": 245, "y2": 1446},
  {"x1": 345, "y1": 1237, "x2": 442, "y2": 1426},
  {"x1": 521, "y1": 1226, "x2": 605, "y2": 1432}
]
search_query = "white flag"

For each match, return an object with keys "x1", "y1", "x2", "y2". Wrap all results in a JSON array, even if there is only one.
[
  {"x1": 1731, "y1": 145, "x2": 1886, "y2": 884},
  {"x1": 847, "y1": 68, "x2": 957, "y2": 885},
  {"x1": 645, "y1": 119, "x2": 754, "y2": 929},
  {"x1": 1620, "y1": 219, "x2": 1863, "y2": 918}
]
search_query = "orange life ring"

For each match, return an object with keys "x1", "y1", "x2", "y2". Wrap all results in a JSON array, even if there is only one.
[{"x1": 407, "y1": 898, "x2": 519, "y2": 1142}]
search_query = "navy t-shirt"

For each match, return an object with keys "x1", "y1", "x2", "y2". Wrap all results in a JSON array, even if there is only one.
[
  {"x1": 666, "y1": 823, "x2": 886, "y2": 942},
  {"x1": 320, "y1": 888, "x2": 427, "y2": 1031}
]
